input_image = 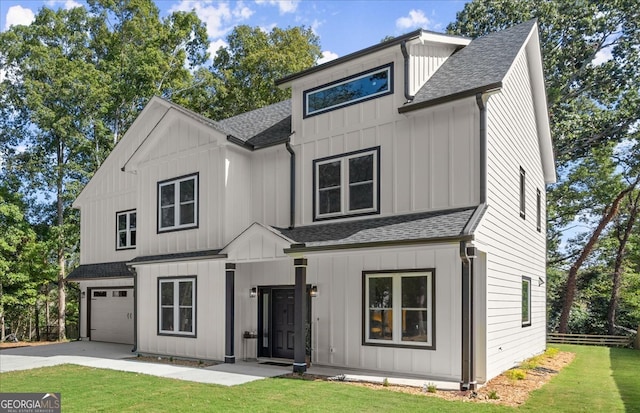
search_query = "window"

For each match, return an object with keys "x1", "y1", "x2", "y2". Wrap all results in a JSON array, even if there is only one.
[
  {"x1": 536, "y1": 189, "x2": 542, "y2": 232},
  {"x1": 158, "y1": 277, "x2": 196, "y2": 336},
  {"x1": 158, "y1": 174, "x2": 198, "y2": 232},
  {"x1": 116, "y1": 210, "x2": 136, "y2": 249},
  {"x1": 313, "y1": 147, "x2": 380, "y2": 220},
  {"x1": 522, "y1": 276, "x2": 531, "y2": 327},
  {"x1": 519, "y1": 167, "x2": 526, "y2": 219},
  {"x1": 304, "y1": 63, "x2": 393, "y2": 117},
  {"x1": 363, "y1": 270, "x2": 434, "y2": 348}
]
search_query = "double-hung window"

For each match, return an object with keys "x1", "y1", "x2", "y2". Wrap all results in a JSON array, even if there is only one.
[
  {"x1": 158, "y1": 173, "x2": 198, "y2": 232},
  {"x1": 304, "y1": 63, "x2": 393, "y2": 117},
  {"x1": 116, "y1": 210, "x2": 136, "y2": 250},
  {"x1": 363, "y1": 270, "x2": 435, "y2": 349},
  {"x1": 522, "y1": 276, "x2": 531, "y2": 327},
  {"x1": 158, "y1": 277, "x2": 196, "y2": 336},
  {"x1": 314, "y1": 147, "x2": 380, "y2": 220}
]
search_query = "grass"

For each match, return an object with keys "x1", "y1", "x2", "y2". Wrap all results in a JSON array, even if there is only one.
[{"x1": 0, "y1": 345, "x2": 638, "y2": 412}]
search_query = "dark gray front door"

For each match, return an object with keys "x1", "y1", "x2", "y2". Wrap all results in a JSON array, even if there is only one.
[{"x1": 272, "y1": 288, "x2": 295, "y2": 359}]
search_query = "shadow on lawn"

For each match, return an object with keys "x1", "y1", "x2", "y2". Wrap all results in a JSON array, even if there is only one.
[{"x1": 609, "y1": 347, "x2": 640, "y2": 413}]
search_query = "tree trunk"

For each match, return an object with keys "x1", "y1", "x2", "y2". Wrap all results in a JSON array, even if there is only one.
[
  {"x1": 35, "y1": 295, "x2": 40, "y2": 341},
  {"x1": 558, "y1": 181, "x2": 638, "y2": 333},
  {"x1": 607, "y1": 191, "x2": 640, "y2": 334},
  {"x1": 57, "y1": 138, "x2": 66, "y2": 341}
]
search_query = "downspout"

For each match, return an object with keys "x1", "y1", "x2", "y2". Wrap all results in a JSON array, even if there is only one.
[
  {"x1": 459, "y1": 91, "x2": 492, "y2": 391},
  {"x1": 400, "y1": 41, "x2": 414, "y2": 102},
  {"x1": 128, "y1": 265, "x2": 138, "y2": 353},
  {"x1": 285, "y1": 140, "x2": 296, "y2": 229}
]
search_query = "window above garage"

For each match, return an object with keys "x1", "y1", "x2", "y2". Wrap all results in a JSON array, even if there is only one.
[{"x1": 303, "y1": 63, "x2": 393, "y2": 117}]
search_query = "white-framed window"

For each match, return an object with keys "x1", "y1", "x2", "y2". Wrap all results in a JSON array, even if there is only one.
[
  {"x1": 519, "y1": 167, "x2": 526, "y2": 219},
  {"x1": 304, "y1": 63, "x2": 393, "y2": 117},
  {"x1": 522, "y1": 276, "x2": 531, "y2": 327},
  {"x1": 363, "y1": 270, "x2": 434, "y2": 348},
  {"x1": 158, "y1": 277, "x2": 196, "y2": 336},
  {"x1": 116, "y1": 210, "x2": 136, "y2": 250},
  {"x1": 158, "y1": 173, "x2": 198, "y2": 232},
  {"x1": 313, "y1": 147, "x2": 379, "y2": 220}
]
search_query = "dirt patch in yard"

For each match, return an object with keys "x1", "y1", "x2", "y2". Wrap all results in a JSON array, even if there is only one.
[
  {"x1": 0, "y1": 340, "x2": 67, "y2": 350},
  {"x1": 284, "y1": 349, "x2": 575, "y2": 407}
]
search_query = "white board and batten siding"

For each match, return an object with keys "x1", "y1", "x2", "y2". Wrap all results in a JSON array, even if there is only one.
[
  {"x1": 249, "y1": 146, "x2": 291, "y2": 228},
  {"x1": 474, "y1": 49, "x2": 547, "y2": 380},
  {"x1": 287, "y1": 42, "x2": 480, "y2": 225},
  {"x1": 135, "y1": 260, "x2": 226, "y2": 361}
]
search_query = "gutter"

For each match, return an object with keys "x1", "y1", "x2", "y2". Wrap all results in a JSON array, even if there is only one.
[
  {"x1": 285, "y1": 140, "x2": 296, "y2": 229},
  {"x1": 400, "y1": 41, "x2": 414, "y2": 102}
]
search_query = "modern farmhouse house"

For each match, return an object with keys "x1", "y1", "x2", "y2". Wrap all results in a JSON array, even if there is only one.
[{"x1": 68, "y1": 20, "x2": 555, "y2": 390}]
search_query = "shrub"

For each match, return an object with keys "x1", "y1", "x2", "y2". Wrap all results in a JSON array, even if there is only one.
[
  {"x1": 488, "y1": 390, "x2": 500, "y2": 400},
  {"x1": 545, "y1": 347, "x2": 559, "y2": 357},
  {"x1": 426, "y1": 382, "x2": 437, "y2": 393},
  {"x1": 505, "y1": 368, "x2": 527, "y2": 380},
  {"x1": 382, "y1": 378, "x2": 389, "y2": 387}
]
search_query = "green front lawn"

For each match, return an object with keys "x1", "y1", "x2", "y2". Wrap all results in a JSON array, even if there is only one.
[{"x1": 0, "y1": 345, "x2": 638, "y2": 412}]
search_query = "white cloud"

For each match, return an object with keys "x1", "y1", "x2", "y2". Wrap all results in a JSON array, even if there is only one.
[
  {"x1": 592, "y1": 45, "x2": 613, "y2": 66},
  {"x1": 170, "y1": 1, "x2": 233, "y2": 38},
  {"x1": 4, "y1": 5, "x2": 35, "y2": 30},
  {"x1": 255, "y1": 0, "x2": 300, "y2": 15},
  {"x1": 317, "y1": 50, "x2": 338, "y2": 65},
  {"x1": 208, "y1": 38, "x2": 228, "y2": 59},
  {"x1": 45, "y1": 0, "x2": 82, "y2": 10},
  {"x1": 310, "y1": 18, "x2": 322, "y2": 35},
  {"x1": 233, "y1": 1, "x2": 254, "y2": 19},
  {"x1": 396, "y1": 9, "x2": 431, "y2": 30}
]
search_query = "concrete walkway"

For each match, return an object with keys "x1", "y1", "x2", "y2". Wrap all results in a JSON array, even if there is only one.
[{"x1": 0, "y1": 341, "x2": 459, "y2": 390}]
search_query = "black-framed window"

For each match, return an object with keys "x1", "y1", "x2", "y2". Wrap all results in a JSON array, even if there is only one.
[
  {"x1": 304, "y1": 63, "x2": 393, "y2": 117},
  {"x1": 158, "y1": 277, "x2": 196, "y2": 336},
  {"x1": 519, "y1": 167, "x2": 526, "y2": 219},
  {"x1": 363, "y1": 270, "x2": 435, "y2": 349},
  {"x1": 313, "y1": 147, "x2": 380, "y2": 221},
  {"x1": 522, "y1": 276, "x2": 531, "y2": 327},
  {"x1": 158, "y1": 173, "x2": 198, "y2": 232},
  {"x1": 536, "y1": 188, "x2": 542, "y2": 232},
  {"x1": 116, "y1": 210, "x2": 136, "y2": 250}
]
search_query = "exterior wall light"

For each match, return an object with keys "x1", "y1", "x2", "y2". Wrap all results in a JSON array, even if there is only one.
[
  {"x1": 250, "y1": 287, "x2": 257, "y2": 298},
  {"x1": 310, "y1": 285, "x2": 318, "y2": 297}
]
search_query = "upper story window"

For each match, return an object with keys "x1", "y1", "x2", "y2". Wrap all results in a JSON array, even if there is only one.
[
  {"x1": 304, "y1": 63, "x2": 393, "y2": 118},
  {"x1": 519, "y1": 167, "x2": 526, "y2": 219},
  {"x1": 313, "y1": 147, "x2": 380, "y2": 221},
  {"x1": 158, "y1": 173, "x2": 198, "y2": 232},
  {"x1": 116, "y1": 210, "x2": 136, "y2": 250}
]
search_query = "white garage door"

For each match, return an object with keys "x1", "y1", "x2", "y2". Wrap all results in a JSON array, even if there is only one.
[{"x1": 90, "y1": 288, "x2": 134, "y2": 344}]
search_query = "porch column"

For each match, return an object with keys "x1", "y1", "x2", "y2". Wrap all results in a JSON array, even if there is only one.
[
  {"x1": 225, "y1": 263, "x2": 236, "y2": 363},
  {"x1": 293, "y1": 258, "x2": 307, "y2": 373}
]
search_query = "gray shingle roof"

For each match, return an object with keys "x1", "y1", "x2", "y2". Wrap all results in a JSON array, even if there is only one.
[
  {"x1": 218, "y1": 100, "x2": 291, "y2": 149},
  {"x1": 128, "y1": 249, "x2": 226, "y2": 265},
  {"x1": 275, "y1": 206, "x2": 482, "y2": 250},
  {"x1": 399, "y1": 20, "x2": 536, "y2": 113},
  {"x1": 67, "y1": 261, "x2": 133, "y2": 280}
]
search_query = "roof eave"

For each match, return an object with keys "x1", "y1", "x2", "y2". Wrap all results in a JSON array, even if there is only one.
[{"x1": 398, "y1": 83, "x2": 503, "y2": 114}]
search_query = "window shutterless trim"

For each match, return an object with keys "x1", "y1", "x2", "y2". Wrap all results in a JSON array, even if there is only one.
[
  {"x1": 361, "y1": 268, "x2": 436, "y2": 350},
  {"x1": 157, "y1": 172, "x2": 199, "y2": 233},
  {"x1": 303, "y1": 63, "x2": 394, "y2": 118},
  {"x1": 522, "y1": 276, "x2": 532, "y2": 327},
  {"x1": 313, "y1": 147, "x2": 381, "y2": 222},
  {"x1": 157, "y1": 276, "x2": 197, "y2": 338},
  {"x1": 115, "y1": 209, "x2": 137, "y2": 251},
  {"x1": 519, "y1": 167, "x2": 526, "y2": 219}
]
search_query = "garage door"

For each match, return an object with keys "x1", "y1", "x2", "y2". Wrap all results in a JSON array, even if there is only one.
[{"x1": 90, "y1": 288, "x2": 134, "y2": 344}]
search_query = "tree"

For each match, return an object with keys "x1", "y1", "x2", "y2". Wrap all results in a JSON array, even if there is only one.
[
  {"x1": 203, "y1": 25, "x2": 321, "y2": 120},
  {"x1": 0, "y1": 0, "x2": 209, "y2": 340},
  {"x1": 448, "y1": 0, "x2": 640, "y2": 333}
]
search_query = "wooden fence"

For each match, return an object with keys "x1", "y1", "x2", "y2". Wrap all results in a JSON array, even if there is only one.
[{"x1": 547, "y1": 332, "x2": 635, "y2": 348}]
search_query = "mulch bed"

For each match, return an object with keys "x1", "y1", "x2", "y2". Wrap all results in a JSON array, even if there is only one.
[{"x1": 283, "y1": 350, "x2": 576, "y2": 407}]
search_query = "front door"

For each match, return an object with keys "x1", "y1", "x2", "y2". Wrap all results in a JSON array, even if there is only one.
[{"x1": 272, "y1": 288, "x2": 295, "y2": 359}]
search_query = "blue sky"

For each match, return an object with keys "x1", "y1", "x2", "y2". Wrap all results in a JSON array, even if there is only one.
[{"x1": 1, "y1": 0, "x2": 467, "y2": 63}]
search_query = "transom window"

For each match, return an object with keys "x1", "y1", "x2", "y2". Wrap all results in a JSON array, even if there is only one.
[
  {"x1": 159, "y1": 277, "x2": 196, "y2": 336},
  {"x1": 116, "y1": 210, "x2": 136, "y2": 250},
  {"x1": 522, "y1": 276, "x2": 531, "y2": 327},
  {"x1": 304, "y1": 63, "x2": 393, "y2": 117},
  {"x1": 158, "y1": 174, "x2": 198, "y2": 232},
  {"x1": 363, "y1": 270, "x2": 434, "y2": 348},
  {"x1": 313, "y1": 147, "x2": 380, "y2": 220}
]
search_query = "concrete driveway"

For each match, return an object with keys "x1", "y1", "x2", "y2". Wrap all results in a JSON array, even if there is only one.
[{"x1": 0, "y1": 341, "x2": 289, "y2": 386}]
